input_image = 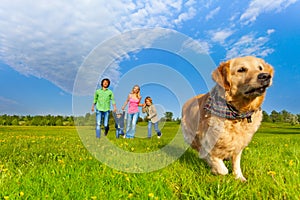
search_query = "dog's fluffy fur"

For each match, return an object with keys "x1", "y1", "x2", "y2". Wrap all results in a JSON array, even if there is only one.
[{"x1": 181, "y1": 56, "x2": 274, "y2": 181}]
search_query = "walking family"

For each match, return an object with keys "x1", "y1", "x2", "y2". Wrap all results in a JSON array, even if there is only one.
[{"x1": 91, "y1": 79, "x2": 162, "y2": 139}]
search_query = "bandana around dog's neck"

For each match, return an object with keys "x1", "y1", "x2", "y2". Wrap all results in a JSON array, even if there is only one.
[{"x1": 204, "y1": 88, "x2": 254, "y2": 123}]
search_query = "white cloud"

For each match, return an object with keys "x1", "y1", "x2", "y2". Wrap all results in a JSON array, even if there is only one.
[
  {"x1": 73, "y1": 28, "x2": 177, "y2": 96},
  {"x1": 174, "y1": 7, "x2": 197, "y2": 25},
  {"x1": 205, "y1": 6, "x2": 220, "y2": 21},
  {"x1": 0, "y1": 0, "x2": 197, "y2": 95},
  {"x1": 267, "y1": 29, "x2": 275, "y2": 35},
  {"x1": 181, "y1": 38, "x2": 211, "y2": 55},
  {"x1": 225, "y1": 33, "x2": 274, "y2": 59},
  {"x1": 240, "y1": 0, "x2": 298, "y2": 24},
  {"x1": 209, "y1": 29, "x2": 235, "y2": 44}
]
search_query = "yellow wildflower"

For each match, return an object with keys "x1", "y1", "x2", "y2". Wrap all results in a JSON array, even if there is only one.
[
  {"x1": 128, "y1": 193, "x2": 133, "y2": 198},
  {"x1": 267, "y1": 171, "x2": 276, "y2": 176},
  {"x1": 4, "y1": 196, "x2": 9, "y2": 200},
  {"x1": 148, "y1": 193, "x2": 154, "y2": 198},
  {"x1": 289, "y1": 160, "x2": 294, "y2": 166},
  {"x1": 58, "y1": 159, "x2": 64, "y2": 164},
  {"x1": 20, "y1": 191, "x2": 24, "y2": 197},
  {"x1": 91, "y1": 196, "x2": 97, "y2": 200}
]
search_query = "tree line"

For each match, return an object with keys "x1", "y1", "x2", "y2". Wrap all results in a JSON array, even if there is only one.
[{"x1": 0, "y1": 110, "x2": 299, "y2": 126}]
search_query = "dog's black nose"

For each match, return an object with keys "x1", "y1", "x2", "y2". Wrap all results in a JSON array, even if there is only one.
[{"x1": 257, "y1": 73, "x2": 271, "y2": 81}]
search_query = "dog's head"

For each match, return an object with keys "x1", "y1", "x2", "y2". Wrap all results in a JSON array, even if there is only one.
[{"x1": 212, "y1": 56, "x2": 274, "y2": 99}]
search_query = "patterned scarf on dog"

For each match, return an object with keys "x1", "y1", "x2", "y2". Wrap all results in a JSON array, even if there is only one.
[{"x1": 204, "y1": 89, "x2": 254, "y2": 123}]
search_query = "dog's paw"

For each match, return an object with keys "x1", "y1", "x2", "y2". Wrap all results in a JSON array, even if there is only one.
[
  {"x1": 211, "y1": 165, "x2": 229, "y2": 175},
  {"x1": 235, "y1": 174, "x2": 247, "y2": 182}
]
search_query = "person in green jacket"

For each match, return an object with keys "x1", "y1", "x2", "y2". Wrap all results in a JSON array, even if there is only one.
[{"x1": 91, "y1": 78, "x2": 117, "y2": 138}]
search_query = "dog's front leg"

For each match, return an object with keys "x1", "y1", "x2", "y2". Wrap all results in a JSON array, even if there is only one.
[
  {"x1": 232, "y1": 150, "x2": 247, "y2": 181},
  {"x1": 205, "y1": 155, "x2": 228, "y2": 175}
]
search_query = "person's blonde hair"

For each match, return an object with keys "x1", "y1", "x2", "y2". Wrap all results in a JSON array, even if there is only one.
[{"x1": 131, "y1": 85, "x2": 141, "y2": 99}]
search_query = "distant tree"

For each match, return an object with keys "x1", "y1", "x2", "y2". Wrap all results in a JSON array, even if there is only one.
[
  {"x1": 55, "y1": 119, "x2": 63, "y2": 126},
  {"x1": 65, "y1": 116, "x2": 74, "y2": 126},
  {"x1": 280, "y1": 110, "x2": 291, "y2": 123},
  {"x1": 31, "y1": 116, "x2": 42, "y2": 126},
  {"x1": 175, "y1": 117, "x2": 181, "y2": 124},
  {"x1": 262, "y1": 111, "x2": 271, "y2": 122},
  {"x1": 164, "y1": 112, "x2": 173, "y2": 122},
  {"x1": 40, "y1": 118, "x2": 48, "y2": 126},
  {"x1": 290, "y1": 115, "x2": 299, "y2": 126},
  {"x1": 11, "y1": 118, "x2": 19, "y2": 126},
  {"x1": 270, "y1": 110, "x2": 281, "y2": 122},
  {"x1": 74, "y1": 116, "x2": 85, "y2": 126}
]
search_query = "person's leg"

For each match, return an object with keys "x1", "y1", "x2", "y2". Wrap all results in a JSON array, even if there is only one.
[
  {"x1": 154, "y1": 122, "x2": 162, "y2": 137},
  {"x1": 115, "y1": 122, "x2": 119, "y2": 138},
  {"x1": 130, "y1": 112, "x2": 139, "y2": 138},
  {"x1": 103, "y1": 111, "x2": 110, "y2": 136},
  {"x1": 95, "y1": 110, "x2": 102, "y2": 138},
  {"x1": 147, "y1": 121, "x2": 152, "y2": 138},
  {"x1": 116, "y1": 128, "x2": 120, "y2": 138},
  {"x1": 119, "y1": 116, "x2": 125, "y2": 136},
  {"x1": 125, "y1": 113, "x2": 133, "y2": 138}
]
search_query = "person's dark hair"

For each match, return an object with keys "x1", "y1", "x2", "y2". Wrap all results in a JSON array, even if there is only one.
[{"x1": 101, "y1": 78, "x2": 110, "y2": 87}]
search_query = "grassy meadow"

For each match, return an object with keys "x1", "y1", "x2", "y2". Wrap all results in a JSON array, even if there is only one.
[{"x1": 0, "y1": 122, "x2": 299, "y2": 199}]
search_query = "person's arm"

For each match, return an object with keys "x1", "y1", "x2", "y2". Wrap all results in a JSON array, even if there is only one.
[
  {"x1": 142, "y1": 105, "x2": 147, "y2": 113},
  {"x1": 147, "y1": 105, "x2": 157, "y2": 119},
  {"x1": 138, "y1": 97, "x2": 143, "y2": 107},
  {"x1": 91, "y1": 103, "x2": 96, "y2": 112},
  {"x1": 121, "y1": 94, "x2": 130, "y2": 110},
  {"x1": 111, "y1": 91, "x2": 117, "y2": 112},
  {"x1": 91, "y1": 91, "x2": 98, "y2": 112}
]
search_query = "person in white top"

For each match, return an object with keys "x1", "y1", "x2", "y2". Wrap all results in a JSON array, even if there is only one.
[{"x1": 142, "y1": 96, "x2": 162, "y2": 139}]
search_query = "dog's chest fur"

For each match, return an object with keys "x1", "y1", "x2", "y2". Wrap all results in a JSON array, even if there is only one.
[{"x1": 203, "y1": 110, "x2": 262, "y2": 159}]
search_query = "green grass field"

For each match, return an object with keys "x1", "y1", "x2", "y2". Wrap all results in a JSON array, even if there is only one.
[{"x1": 0, "y1": 122, "x2": 299, "y2": 199}]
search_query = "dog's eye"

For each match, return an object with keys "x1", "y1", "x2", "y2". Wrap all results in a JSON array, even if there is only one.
[
  {"x1": 237, "y1": 67, "x2": 247, "y2": 73},
  {"x1": 259, "y1": 65, "x2": 263, "y2": 71}
]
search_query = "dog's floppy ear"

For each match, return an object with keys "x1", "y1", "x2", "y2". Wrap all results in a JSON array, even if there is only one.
[{"x1": 212, "y1": 61, "x2": 231, "y2": 91}]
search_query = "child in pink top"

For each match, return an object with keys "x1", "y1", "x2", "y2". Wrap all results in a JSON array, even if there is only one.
[{"x1": 122, "y1": 85, "x2": 142, "y2": 138}]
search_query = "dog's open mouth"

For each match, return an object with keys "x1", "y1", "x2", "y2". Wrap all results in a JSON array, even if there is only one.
[{"x1": 245, "y1": 85, "x2": 268, "y2": 95}]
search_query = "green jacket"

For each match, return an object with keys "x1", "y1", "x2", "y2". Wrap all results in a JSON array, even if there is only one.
[{"x1": 93, "y1": 88, "x2": 116, "y2": 111}]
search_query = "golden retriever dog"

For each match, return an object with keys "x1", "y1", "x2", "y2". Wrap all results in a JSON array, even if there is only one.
[{"x1": 181, "y1": 56, "x2": 274, "y2": 181}]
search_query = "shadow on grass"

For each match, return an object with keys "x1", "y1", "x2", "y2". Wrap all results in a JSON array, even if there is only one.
[{"x1": 159, "y1": 143, "x2": 211, "y2": 173}]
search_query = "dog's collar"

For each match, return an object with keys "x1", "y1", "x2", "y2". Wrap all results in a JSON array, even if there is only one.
[{"x1": 204, "y1": 94, "x2": 254, "y2": 123}]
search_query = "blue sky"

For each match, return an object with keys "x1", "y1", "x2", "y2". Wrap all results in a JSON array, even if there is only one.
[{"x1": 0, "y1": 0, "x2": 300, "y2": 118}]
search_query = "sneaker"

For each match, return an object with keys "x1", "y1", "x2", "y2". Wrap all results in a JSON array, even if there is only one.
[{"x1": 157, "y1": 132, "x2": 162, "y2": 139}]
